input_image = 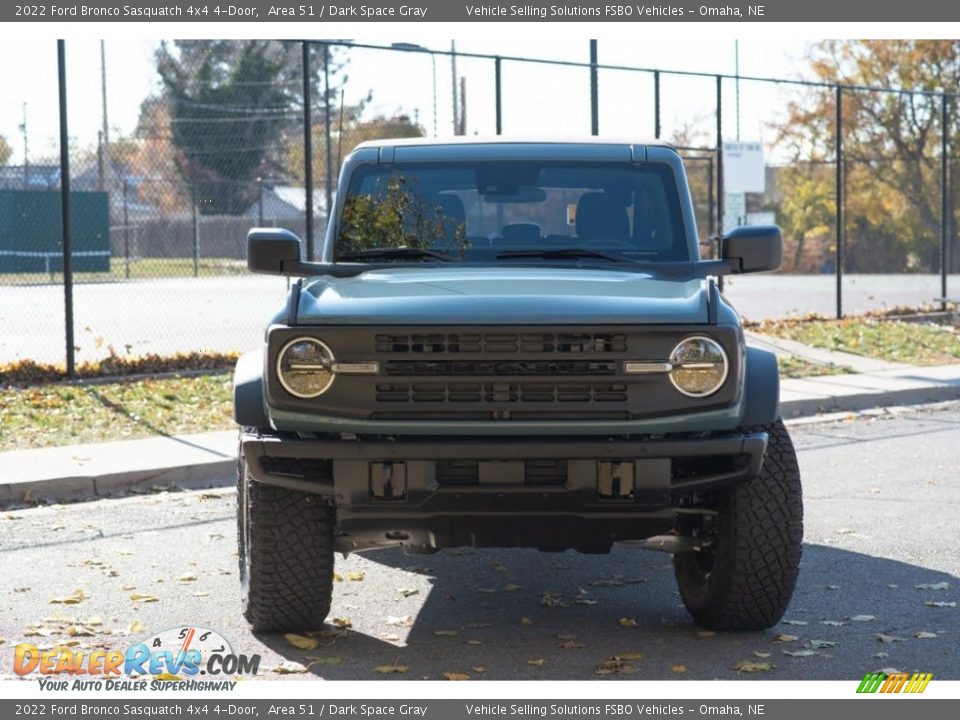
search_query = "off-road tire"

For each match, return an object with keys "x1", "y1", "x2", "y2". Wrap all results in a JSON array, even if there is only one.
[
  {"x1": 674, "y1": 419, "x2": 803, "y2": 631},
  {"x1": 237, "y1": 447, "x2": 335, "y2": 632}
]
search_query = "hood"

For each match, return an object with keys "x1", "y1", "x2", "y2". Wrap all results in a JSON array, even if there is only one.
[{"x1": 296, "y1": 266, "x2": 709, "y2": 325}]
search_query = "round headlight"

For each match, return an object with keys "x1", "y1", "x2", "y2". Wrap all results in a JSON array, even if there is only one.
[
  {"x1": 668, "y1": 336, "x2": 729, "y2": 397},
  {"x1": 276, "y1": 337, "x2": 335, "y2": 398}
]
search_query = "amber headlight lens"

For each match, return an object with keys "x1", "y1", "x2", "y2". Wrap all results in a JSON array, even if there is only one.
[
  {"x1": 669, "y1": 336, "x2": 729, "y2": 397},
  {"x1": 276, "y1": 337, "x2": 335, "y2": 398}
]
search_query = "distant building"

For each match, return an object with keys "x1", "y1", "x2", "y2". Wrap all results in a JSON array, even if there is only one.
[{"x1": 244, "y1": 185, "x2": 327, "y2": 222}]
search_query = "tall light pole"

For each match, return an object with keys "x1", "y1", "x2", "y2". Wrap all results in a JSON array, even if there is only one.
[
  {"x1": 19, "y1": 103, "x2": 29, "y2": 186},
  {"x1": 391, "y1": 43, "x2": 438, "y2": 136}
]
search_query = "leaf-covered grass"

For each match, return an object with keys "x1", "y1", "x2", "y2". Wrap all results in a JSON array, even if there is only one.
[
  {"x1": 754, "y1": 316, "x2": 960, "y2": 366},
  {"x1": 0, "y1": 373, "x2": 235, "y2": 451},
  {"x1": 0, "y1": 351, "x2": 240, "y2": 387},
  {"x1": 776, "y1": 355, "x2": 852, "y2": 379}
]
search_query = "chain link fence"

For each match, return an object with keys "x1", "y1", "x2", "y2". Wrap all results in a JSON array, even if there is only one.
[{"x1": 0, "y1": 39, "x2": 957, "y2": 372}]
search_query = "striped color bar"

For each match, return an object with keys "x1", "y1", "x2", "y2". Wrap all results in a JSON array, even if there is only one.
[{"x1": 857, "y1": 671, "x2": 932, "y2": 694}]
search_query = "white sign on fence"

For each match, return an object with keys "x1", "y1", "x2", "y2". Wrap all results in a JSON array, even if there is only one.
[
  {"x1": 723, "y1": 191, "x2": 746, "y2": 230},
  {"x1": 722, "y1": 140, "x2": 765, "y2": 193}
]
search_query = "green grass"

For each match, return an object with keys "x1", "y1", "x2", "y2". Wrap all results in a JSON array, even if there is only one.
[
  {"x1": 776, "y1": 355, "x2": 852, "y2": 379},
  {"x1": 0, "y1": 257, "x2": 247, "y2": 285},
  {"x1": 755, "y1": 317, "x2": 960, "y2": 366},
  {"x1": 0, "y1": 373, "x2": 235, "y2": 451}
]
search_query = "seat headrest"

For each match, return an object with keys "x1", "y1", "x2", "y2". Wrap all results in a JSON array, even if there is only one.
[
  {"x1": 501, "y1": 223, "x2": 541, "y2": 244},
  {"x1": 433, "y1": 194, "x2": 466, "y2": 224}
]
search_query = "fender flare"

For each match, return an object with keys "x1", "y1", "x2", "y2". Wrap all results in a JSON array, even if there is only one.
[
  {"x1": 233, "y1": 349, "x2": 270, "y2": 429},
  {"x1": 740, "y1": 346, "x2": 780, "y2": 427}
]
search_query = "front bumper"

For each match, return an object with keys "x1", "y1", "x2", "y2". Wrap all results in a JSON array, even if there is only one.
[{"x1": 241, "y1": 430, "x2": 766, "y2": 553}]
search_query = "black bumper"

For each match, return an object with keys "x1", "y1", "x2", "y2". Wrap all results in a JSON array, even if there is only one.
[{"x1": 241, "y1": 431, "x2": 766, "y2": 553}]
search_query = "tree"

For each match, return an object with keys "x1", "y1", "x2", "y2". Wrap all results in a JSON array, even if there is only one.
[
  {"x1": 155, "y1": 40, "x2": 348, "y2": 215},
  {"x1": 0, "y1": 135, "x2": 12, "y2": 166},
  {"x1": 286, "y1": 112, "x2": 425, "y2": 192},
  {"x1": 775, "y1": 41, "x2": 960, "y2": 272}
]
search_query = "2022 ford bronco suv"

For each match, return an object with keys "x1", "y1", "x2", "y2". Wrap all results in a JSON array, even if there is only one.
[{"x1": 233, "y1": 138, "x2": 803, "y2": 633}]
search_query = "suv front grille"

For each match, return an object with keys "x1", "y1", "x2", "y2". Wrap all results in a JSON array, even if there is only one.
[
  {"x1": 375, "y1": 332, "x2": 628, "y2": 355},
  {"x1": 384, "y1": 360, "x2": 618, "y2": 376},
  {"x1": 376, "y1": 382, "x2": 629, "y2": 404}
]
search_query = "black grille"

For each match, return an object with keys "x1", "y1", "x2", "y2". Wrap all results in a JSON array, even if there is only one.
[
  {"x1": 376, "y1": 382, "x2": 629, "y2": 404},
  {"x1": 436, "y1": 459, "x2": 567, "y2": 485},
  {"x1": 375, "y1": 332, "x2": 627, "y2": 355},
  {"x1": 384, "y1": 360, "x2": 618, "y2": 376}
]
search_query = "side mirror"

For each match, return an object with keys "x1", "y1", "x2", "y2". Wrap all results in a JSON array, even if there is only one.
[
  {"x1": 248, "y1": 228, "x2": 303, "y2": 275},
  {"x1": 721, "y1": 225, "x2": 782, "y2": 274}
]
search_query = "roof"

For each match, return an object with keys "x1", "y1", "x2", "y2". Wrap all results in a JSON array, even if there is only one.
[{"x1": 353, "y1": 136, "x2": 674, "y2": 150}]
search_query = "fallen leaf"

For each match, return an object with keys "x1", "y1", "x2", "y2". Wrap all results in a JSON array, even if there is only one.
[
  {"x1": 594, "y1": 656, "x2": 640, "y2": 676},
  {"x1": 50, "y1": 589, "x2": 86, "y2": 605},
  {"x1": 851, "y1": 614, "x2": 875, "y2": 622},
  {"x1": 472, "y1": 666, "x2": 486, "y2": 673},
  {"x1": 753, "y1": 652, "x2": 772, "y2": 658},
  {"x1": 821, "y1": 620, "x2": 846, "y2": 626},
  {"x1": 781, "y1": 619, "x2": 808, "y2": 626},
  {"x1": 696, "y1": 630, "x2": 715, "y2": 638},
  {"x1": 129, "y1": 620, "x2": 143, "y2": 634},
  {"x1": 272, "y1": 663, "x2": 309, "y2": 674},
  {"x1": 332, "y1": 618, "x2": 352, "y2": 628},
  {"x1": 433, "y1": 630, "x2": 459, "y2": 637},
  {"x1": 925, "y1": 601, "x2": 957, "y2": 608},
  {"x1": 443, "y1": 672, "x2": 471, "y2": 681},
  {"x1": 559, "y1": 640, "x2": 584, "y2": 649},
  {"x1": 592, "y1": 578, "x2": 624, "y2": 587},
  {"x1": 877, "y1": 634, "x2": 904, "y2": 643},
  {"x1": 372, "y1": 665, "x2": 408, "y2": 674},
  {"x1": 397, "y1": 588, "x2": 419, "y2": 597},
  {"x1": 476, "y1": 588, "x2": 497, "y2": 594},
  {"x1": 914, "y1": 631, "x2": 937, "y2": 639},
  {"x1": 385, "y1": 615, "x2": 413, "y2": 627},
  {"x1": 284, "y1": 633, "x2": 319, "y2": 651},
  {"x1": 306, "y1": 656, "x2": 342, "y2": 666},
  {"x1": 541, "y1": 592, "x2": 566, "y2": 608},
  {"x1": 66, "y1": 625, "x2": 95, "y2": 637},
  {"x1": 527, "y1": 658, "x2": 545, "y2": 666},
  {"x1": 129, "y1": 594, "x2": 159, "y2": 603},
  {"x1": 915, "y1": 582, "x2": 949, "y2": 591},
  {"x1": 808, "y1": 640, "x2": 837, "y2": 649},
  {"x1": 826, "y1": 585, "x2": 840, "y2": 591},
  {"x1": 333, "y1": 573, "x2": 344, "y2": 582},
  {"x1": 618, "y1": 617, "x2": 638, "y2": 628},
  {"x1": 380, "y1": 634, "x2": 401, "y2": 642},
  {"x1": 193, "y1": 592, "x2": 210, "y2": 598},
  {"x1": 178, "y1": 574, "x2": 197, "y2": 583},
  {"x1": 574, "y1": 598, "x2": 598, "y2": 606},
  {"x1": 782, "y1": 649, "x2": 818, "y2": 657},
  {"x1": 23, "y1": 626, "x2": 53, "y2": 637},
  {"x1": 502, "y1": 584, "x2": 523, "y2": 592},
  {"x1": 520, "y1": 617, "x2": 533, "y2": 626},
  {"x1": 347, "y1": 572, "x2": 365, "y2": 582},
  {"x1": 557, "y1": 633, "x2": 577, "y2": 641},
  {"x1": 873, "y1": 652, "x2": 889, "y2": 658},
  {"x1": 466, "y1": 639, "x2": 482, "y2": 646},
  {"x1": 492, "y1": 563, "x2": 508, "y2": 572},
  {"x1": 775, "y1": 634, "x2": 799, "y2": 642},
  {"x1": 671, "y1": 665, "x2": 687, "y2": 673},
  {"x1": 154, "y1": 672, "x2": 182, "y2": 682},
  {"x1": 83, "y1": 616, "x2": 103, "y2": 626},
  {"x1": 735, "y1": 660, "x2": 773, "y2": 672}
]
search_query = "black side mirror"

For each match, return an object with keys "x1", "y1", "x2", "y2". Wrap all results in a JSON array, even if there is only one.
[
  {"x1": 248, "y1": 228, "x2": 303, "y2": 275},
  {"x1": 721, "y1": 225, "x2": 782, "y2": 274}
]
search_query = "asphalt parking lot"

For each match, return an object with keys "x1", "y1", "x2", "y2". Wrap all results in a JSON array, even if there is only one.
[
  {"x1": 1, "y1": 405, "x2": 958, "y2": 681},
  {"x1": 1, "y1": 273, "x2": 956, "y2": 364}
]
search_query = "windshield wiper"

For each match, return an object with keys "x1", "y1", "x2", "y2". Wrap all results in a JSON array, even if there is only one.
[
  {"x1": 338, "y1": 247, "x2": 455, "y2": 262},
  {"x1": 496, "y1": 247, "x2": 625, "y2": 263}
]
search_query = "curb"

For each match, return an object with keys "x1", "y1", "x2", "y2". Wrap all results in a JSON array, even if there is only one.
[{"x1": 3, "y1": 384, "x2": 959, "y2": 507}]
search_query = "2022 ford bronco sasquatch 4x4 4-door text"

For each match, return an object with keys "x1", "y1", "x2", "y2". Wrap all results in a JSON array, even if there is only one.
[{"x1": 233, "y1": 138, "x2": 802, "y2": 633}]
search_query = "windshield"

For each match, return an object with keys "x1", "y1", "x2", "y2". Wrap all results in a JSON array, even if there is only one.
[{"x1": 334, "y1": 161, "x2": 689, "y2": 263}]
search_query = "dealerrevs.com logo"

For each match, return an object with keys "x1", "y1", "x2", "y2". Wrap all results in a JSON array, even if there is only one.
[
  {"x1": 857, "y1": 671, "x2": 933, "y2": 694},
  {"x1": 14, "y1": 626, "x2": 260, "y2": 691}
]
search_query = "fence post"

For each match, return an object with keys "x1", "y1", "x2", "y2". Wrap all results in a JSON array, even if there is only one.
[
  {"x1": 494, "y1": 56, "x2": 502, "y2": 135},
  {"x1": 191, "y1": 173, "x2": 199, "y2": 278},
  {"x1": 123, "y1": 178, "x2": 130, "y2": 279},
  {"x1": 716, "y1": 75, "x2": 724, "y2": 293},
  {"x1": 835, "y1": 85, "x2": 844, "y2": 319},
  {"x1": 941, "y1": 93, "x2": 950, "y2": 311},
  {"x1": 323, "y1": 42, "x2": 334, "y2": 241},
  {"x1": 302, "y1": 41, "x2": 314, "y2": 261},
  {"x1": 257, "y1": 176, "x2": 264, "y2": 226},
  {"x1": 58, "y1": 39, "x2": 75, "y2": 379},
  {"x1": 589, "y1": 40, "x2": 599, "y2": 136},
  {"x1": 654, "y1": 70, "x2": 661, "y2": 139}
]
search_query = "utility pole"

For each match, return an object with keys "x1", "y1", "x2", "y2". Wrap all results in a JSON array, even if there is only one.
[
  {"x1": 458, "y1": 77, "x2": 467, "y2": 135},
  {"x1": 734, "y1": 40, "x2": 741, "y2": 140},
  {"x1": 451, "y1": 40, "x2": 459, "y2": 135}
]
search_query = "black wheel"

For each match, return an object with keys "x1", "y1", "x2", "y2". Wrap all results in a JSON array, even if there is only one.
[
  {"x1": 237, "y1": 445, "x2": 336, "y2": 632},
  {"x1": 673, "y1": 419, "x2": 803, "y2": 631}
]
